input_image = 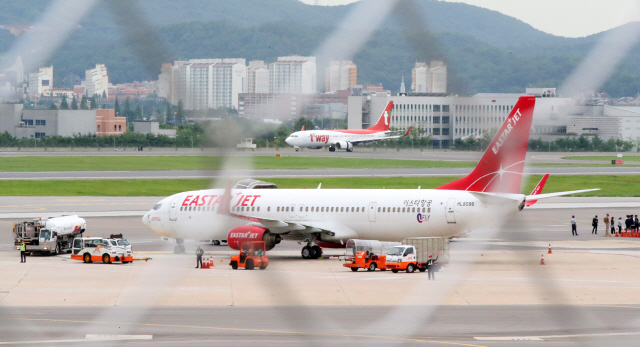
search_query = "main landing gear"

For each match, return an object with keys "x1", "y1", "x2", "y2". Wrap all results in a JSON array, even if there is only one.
[
  {"x1": 328, "y1": 145, "x2": 336, "y2": 152},
  {"x1": 301, "y1": 243, "x2": 322, "y2": 259},
  {"x1": 174, "y1": 238, "x2": 185, "y2": 253}
]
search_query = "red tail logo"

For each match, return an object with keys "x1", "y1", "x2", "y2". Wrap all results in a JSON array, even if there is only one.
[
  {"x1": 436, "y1": 96, "x2": 536, "y2": 194},
  {"x1": 368, "y1": 101, "x2": 393, "y2": 131}
]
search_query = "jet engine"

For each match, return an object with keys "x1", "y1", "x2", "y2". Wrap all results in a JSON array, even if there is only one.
[
  {"x1": 227, "y1": 225, "x2": 282, "y2": 250},
  {"x1": 334, "y1": 141, "x2": 353, "y2": 152}
]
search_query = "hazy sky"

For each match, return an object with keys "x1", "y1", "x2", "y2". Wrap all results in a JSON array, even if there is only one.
[{"x1": 298, "y1": 0, "x2": 640, "y2": 38}]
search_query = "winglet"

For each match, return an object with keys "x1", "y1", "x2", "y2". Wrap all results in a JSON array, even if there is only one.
[
  {"x1": 302, "y1": 125, "x2": 305, "y2": 131},
  {"x1": 525, "y1": 174, "x2": 549, "y2": 206},
  {"x1": 404, "y1": 126, "x2": 412, "y2": 137}
]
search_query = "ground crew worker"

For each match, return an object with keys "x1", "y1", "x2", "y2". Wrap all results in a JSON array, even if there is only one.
[
  {"x1": 19, "y1": 242, "x2": 26, "y2": 263},
  {"x1": 195, "y1": 244, "x2": 204, "y2": 268},
  {"x1": 604, "y1": 214, "x2": 610, "y2": 236},
  {"x1": 426, "y1": 254, "x2": 437, "y2": 280},
  {"x1": 618, "y1": 217, "x2": 623, "y2": 234},
  {"x1": 571, "y1": 215, "x2": 578, "y2": 236},
  {"x1": 592, "y1": 215, "x2": 598, "y2": 234}
]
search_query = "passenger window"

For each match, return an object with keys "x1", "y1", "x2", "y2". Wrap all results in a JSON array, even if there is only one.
[
  {"x1": 321, "y1": 207, "x2": 324, "y2": 212},
  {"x1": 257, "y1": 207, "x2": 260, "y2": 212},
  {"x1": 356, "y1": 207, "x2": 359, "y2": 212},
  {"x1": 351, "y1": 207, "x2": 354, "y2": 212},
  {"x1": 412, "y1": 207, "x2": 415, "y2": 213},
  {"x1": 392, "y1": 207, "x2": 396, "y2": 212},
  {"x1": 402, "y1": 208, "x2": 406, "y2": 212},
  {"x1": 331, "y1": 207, "x2": 334, "y2": 212},
  {"x1": 277, "y1": 207, "x2": 280, "y2": 212},
  {"x1": 305, "y1": 207, "x2": 308, "y2": 212},
  {"x1": 341, "y1": 207, "x2": 344, "y2": 212},
  {"x1": 268, "y1": 207, "x2": 270, "y2": 212},
  {"x1": 286, "y1": 207, "x2": 289, "y2": 212},
  {"x1": 378, "y1": 207, "x2": 380, "y2": 212}
]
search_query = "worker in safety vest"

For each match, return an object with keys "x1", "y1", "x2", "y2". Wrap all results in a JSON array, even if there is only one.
[
  {"x1": 19, "y1": 242, "x2": 26, "y2": 263},
  {"x1": 195, "y1": 244, "x2": 204, "y2": 268},
  {"x1": 426, "y1": 254, "x2": 436, "y2": 280}
]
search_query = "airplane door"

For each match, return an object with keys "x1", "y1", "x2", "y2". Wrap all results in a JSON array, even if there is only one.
[
  {"x1": 298, "y1": 205, "x2": 306, "y2": 218},
  {"x1": 169, "y1": 200, "x2": 177, "y2": 221},
  {"x1": 289, "y1": 204, "x2": 296, "y2": 218},
  {"x1": 368, "y1": 202, "x2": 377, "y2": 222},
  {"x1": 446, "y1": 198, "x2": 456, "y2": 223}
]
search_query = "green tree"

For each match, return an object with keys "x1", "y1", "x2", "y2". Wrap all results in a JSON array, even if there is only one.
[
  {"x1": 90, "y1": 96, "x2": 96, "y2": 110},
  {"x1": 114, "y1": 98, "x2": 120, "y2": 116},
  {"x1": 176, "y1": 100, "x2": 185, "y2": 124},
  {"x1": 49, "y1": 103, "x2": 57, "y2": 110},
  {"x1": 80, "y1": 95, "x2": 88, "y2": 110},
  {"x1": 294, "y1": 117, "x2": 315, "y2": 131},
  {"x1": 135, "y1": 104, "x2": 142, "y2": 120},
  {"x1": 71, "y1": 95, "x2": 78, "y2": 110},
  {"x1": 165, "y1": 102, "x2": 172, "y2": 123},
  {"x1": 60, "y1": 96, "x2": 69, "y2": 110},
  {"x1": 102, "y1": 90, "x2": 107, "y2": 98}
]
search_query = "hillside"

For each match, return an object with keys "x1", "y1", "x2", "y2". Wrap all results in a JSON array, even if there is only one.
[{"x1": 1, "y1": 1, "x2": 640, "y2": 97}]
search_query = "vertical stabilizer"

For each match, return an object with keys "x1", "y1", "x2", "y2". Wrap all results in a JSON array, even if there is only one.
[
  {"x1": 367, "y1": 101, "x2": 393, "y2": 131},
  {"x1": 436, "y1": 96, "x2": 536, "y2": 194}
]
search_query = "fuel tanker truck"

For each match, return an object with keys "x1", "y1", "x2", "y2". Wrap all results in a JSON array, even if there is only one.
[{"x1": 13, "y1": 215, "x2": 86, "y2": 255}]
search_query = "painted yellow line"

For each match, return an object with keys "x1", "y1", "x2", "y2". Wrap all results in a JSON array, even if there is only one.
[{"x1": 7, "y1": 317, "x2": 487, "y2": 347}]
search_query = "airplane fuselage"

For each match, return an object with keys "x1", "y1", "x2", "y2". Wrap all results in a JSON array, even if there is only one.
[
  {"x1": 285, "y1": 129, "x2": 389, "y2": 149},
  {"x1": 143, "y1": 188, "x2": 523, "y2": 243}
]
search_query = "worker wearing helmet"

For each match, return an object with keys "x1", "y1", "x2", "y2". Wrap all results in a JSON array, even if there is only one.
[
  {"x1": 19, "y1": 242, "x2": 26, "y2": 263},
  {"x1": 426, "y1": 254, "x2": 438, "y2": 280}
]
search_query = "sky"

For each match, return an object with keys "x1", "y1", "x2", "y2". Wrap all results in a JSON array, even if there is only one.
[{"x1": 298, "y1": 0, "x2": 640, "y2": 38}]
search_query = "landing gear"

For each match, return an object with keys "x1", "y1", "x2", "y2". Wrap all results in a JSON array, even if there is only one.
[
  {"x1": 329, "y1": 145, "x2": 336, "y2": 152},
  {"x1": 301, "y1": 244, "x2": 322, "y2": 259},
  {"x1": 174, "y1": 238, "x2": 185, "y2": 253}
]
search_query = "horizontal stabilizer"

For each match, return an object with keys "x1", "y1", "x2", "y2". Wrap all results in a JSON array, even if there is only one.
[
  {"x1": 469, "y1": 191, "x2": 522, "y2": 205},
  {"x1": 525, "y1": 189, "x2": 600, "y2": 201}
]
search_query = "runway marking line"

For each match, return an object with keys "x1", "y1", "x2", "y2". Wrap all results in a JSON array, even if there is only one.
[{"x1": 5, "y1": 317, "x2": 488, "y2": 347}]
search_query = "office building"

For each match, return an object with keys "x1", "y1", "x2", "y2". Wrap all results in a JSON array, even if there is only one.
[
  {"x1": 247, "y1": 60, "x2": 270, "y2": 94},
  {"x1": 411, "y1": 61, "x2": 447, "y2": 93},
  {"x1": 82, "y1": 64, "x2": 109, "y2": 97},
  {"x1": 326, "y1": 60, "x2": 357, "y2": 93},
  {"x1": 269, "y1": 56, "x2": 316, "y2": 94},
  {"x1": 28, "y1": 66, "x2": 53, "y2": 97}
]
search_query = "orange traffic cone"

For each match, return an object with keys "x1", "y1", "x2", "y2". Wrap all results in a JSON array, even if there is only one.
[
  {"x1": 540, "y1": 255, "x2": 545, "y2": 265},
  {"x1": 548, "y1": 244, "x2": 552, "y2": 254},
  {"x1": 210, "y1": 257, "x2": 215, "y2": 267}
]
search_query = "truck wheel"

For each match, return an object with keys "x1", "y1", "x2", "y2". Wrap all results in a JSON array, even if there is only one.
[
  {"x1": 406, "y1": 264, "x2": 415, "y2": 273},
  {"x1": 102, "y1": 254, "x2": 111, "y2": 264},
  {"x1": 230, "y1": 261, "x2": 238, "y2": 269},
  {"x1": 83, "y1": 253, "x2": 92, "y2": 263},
  {"x1": 351, "y1": 267, "x2": 359, "y2": 272},
  {"x1": 419, "y1": 268, "x2": 426, "y2": 273},
  {"x1": 245, "y1": 259, "x2": 254, "y2": 270},
  {"x1": 368, "y1": 262, "x2": 377, "y2": 271},
  {"x1": 54, "y1": 244, "x2": 59, "y2": 255},
  {"x1": 259, "y1": 264, "x2": 267, "y2": 270},
  {"x1": 213, "y1": 240, "x2": 220, "y2": 246},
  {"x1": 392, "y1": 269, "x2": 399, "y2": 273},
  {"x1": 380, "y1": 269, "x2": 387, "y2": 271}
]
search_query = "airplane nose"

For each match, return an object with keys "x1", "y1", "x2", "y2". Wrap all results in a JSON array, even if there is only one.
[
  {"x1": 285, "y1": 137, "x2": 293, "y2": 145},
  {"x1": 142, "y1": 212, "x2": 150, "y2": 226}
]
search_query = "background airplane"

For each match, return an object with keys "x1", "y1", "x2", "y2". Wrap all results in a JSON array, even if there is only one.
[
  {"x1": 285, "y1": 101, "x2": 410, "y2": 152},
  {"x1": 143, "y1": 96, "x2": 598, "y2": 257}
]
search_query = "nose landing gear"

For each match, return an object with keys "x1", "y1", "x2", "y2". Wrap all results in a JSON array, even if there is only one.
[{"x1": 174, "y1": 238, "x2": 185, "y2": 253}]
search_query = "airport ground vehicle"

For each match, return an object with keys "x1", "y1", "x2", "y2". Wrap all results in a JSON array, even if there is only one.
[
  {"x1": 108, "y1": 233, "x2": 132, "y2": 251},
  {"x1": 70, "y1": 237, "x2": 133, "y2": 264},
  {"x1": 342, "y1": 239, "x2": 401, "y2": 271},
  {"x1": 229, "y1": 241, "x2": 268, "y2": 270},
  {"x1": 13, "y1": 215, "x2": 86, "y2": 255},
  {"x1": 385, "y1": 237, "x2": 449, "y2": 273}
]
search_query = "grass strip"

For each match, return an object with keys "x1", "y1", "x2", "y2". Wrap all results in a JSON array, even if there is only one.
[
  {"x1": 0, "y1": 156, "x2": 475, "y2": 172},
  {"x1": 0, "y1": 175, "x2": 634, "y2": 197}
]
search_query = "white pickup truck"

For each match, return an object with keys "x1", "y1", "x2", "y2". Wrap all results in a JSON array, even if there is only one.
[{"x1": 70, "y1": 237, "x2": 133, "y2": 264}]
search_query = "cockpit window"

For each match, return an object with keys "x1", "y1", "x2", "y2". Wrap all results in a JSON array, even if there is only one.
[
  {"x1": 290, "y1": 135, "x2": 298, "y2": 137},
  {"x1": 153, "y1": 204, "x2": 162, "y2": 210}
]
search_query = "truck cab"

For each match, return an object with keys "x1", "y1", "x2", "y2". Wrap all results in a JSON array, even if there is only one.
[
  {"x1": 385, "y1": 245, "x2": 419, "y2": 273},
  {"x1": 71, "y1": 237, "x2": 133, "y2": 264}
]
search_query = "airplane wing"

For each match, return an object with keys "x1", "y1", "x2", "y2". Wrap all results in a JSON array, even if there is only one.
[
  {"x1": 349, "y1": 127, "x2": 412, "y2": 145},
  {"x1": 229, "y1": 213, "x2": 358, "y2": 241},
  {"x1": 525, "y1": 189, "x2": 600, "y2": 201}
]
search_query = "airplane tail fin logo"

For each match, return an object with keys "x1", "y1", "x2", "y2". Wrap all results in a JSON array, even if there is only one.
[
  {"x1": 436, "y1": 96, "x2": 536, "y2": 194},
  {"x1": 301, "y1": 125, "x2": 305, "y2": 131},
  {"x1": 368, "y1": 101, "x2": 393, "y2": 131}
]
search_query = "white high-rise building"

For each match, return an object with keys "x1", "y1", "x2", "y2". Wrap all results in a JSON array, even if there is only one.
[
  {"x1": 326, "y1": 60, "x2": 357, "y2": 93},
  {"x1": 247, "y1": 60, "x2": 269, "y2": 94},
  {"x1": 170, "y1": 58, "x2": 247, "y2": 110},
  {"x1": 430, "y1": 61, "x2": 447, "y2": 93},
  {"x1": 28, "y1": 66, "x2": 53, "y2": 96},
  {"x1": 81, "y1": 64, "x2": 109, "y2": 97},
  {"x1": 412, "y1": 62, "x2": 429, "y2": 93},
  {"x1": 269, "y1": 55, "x2": 316, "y2": 94}
]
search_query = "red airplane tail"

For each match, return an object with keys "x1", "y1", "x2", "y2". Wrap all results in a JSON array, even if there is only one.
[
  {"x1": 436, "y1": 96, "x2": 536, "y2": 194},
  {"x1": 367, "y1": 101, "x2": 393, "y2": 131}
]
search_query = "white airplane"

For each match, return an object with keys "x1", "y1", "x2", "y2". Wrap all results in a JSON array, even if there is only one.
[
  {"x1": 284, "y1": 101, "x2": 410, "y2": 152},
  {"x1": 143, "y1": 96, "x2": 597, "y2": 257}
]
